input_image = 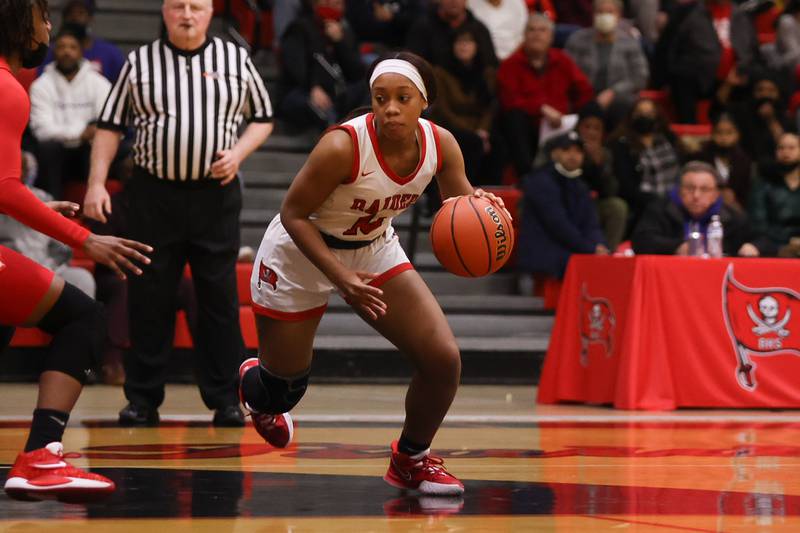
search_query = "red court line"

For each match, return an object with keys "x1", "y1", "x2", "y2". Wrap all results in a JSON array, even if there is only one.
[{"x1": 586, "y1": 515, "x2": 719, "y2": 533}]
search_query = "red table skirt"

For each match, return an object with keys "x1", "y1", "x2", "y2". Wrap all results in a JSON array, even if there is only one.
[{"x1": 537, "y1": 255, "x2": 800, "y2": 410}]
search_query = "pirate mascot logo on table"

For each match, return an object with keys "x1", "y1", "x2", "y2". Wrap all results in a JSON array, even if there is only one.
[{"x1": 722, "y1": 265, "x2": 800, "y2": 391}]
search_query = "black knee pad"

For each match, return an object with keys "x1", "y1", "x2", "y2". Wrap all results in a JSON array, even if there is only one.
[
  {"x1": 241, "y1": 363, "x2": 309, "y2": 415},
  {"x1": 37, "y1": 283, "x2": 106, "y2": 384}
]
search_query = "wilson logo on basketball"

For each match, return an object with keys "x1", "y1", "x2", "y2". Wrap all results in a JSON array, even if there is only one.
[{"x1": 484, "y1": 205, "x2": 509, "y2": 262}]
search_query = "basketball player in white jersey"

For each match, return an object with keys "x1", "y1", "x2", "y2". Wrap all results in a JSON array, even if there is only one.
[{"x1": 239, "y1": 52, "x2": 507, "y2": 496}]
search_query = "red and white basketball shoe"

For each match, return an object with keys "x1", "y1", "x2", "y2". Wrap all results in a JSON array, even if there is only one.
[
  {"x1": 384, "y1": 440, "x2": 465, "y2": 496},
  {"x1": 238, "y1": 357, "x2": 293, "y2": 448},
  {"x1": 4, "y1": 442, "x2": 115, "y2": 502}
]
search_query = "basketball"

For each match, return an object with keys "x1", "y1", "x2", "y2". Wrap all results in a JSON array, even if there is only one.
[{"x1": 430, "y1": 196, "x2": 515, "y2": 277}]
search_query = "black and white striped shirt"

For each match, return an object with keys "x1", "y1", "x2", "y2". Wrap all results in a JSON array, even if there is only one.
[{"x1": 97, "y1": 37, "x2": 272, "y2": 182}]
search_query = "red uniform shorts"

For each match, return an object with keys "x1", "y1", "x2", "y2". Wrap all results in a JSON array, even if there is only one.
[{"x1": 0, "y1": 245, "x2": 55, "y2": 325}]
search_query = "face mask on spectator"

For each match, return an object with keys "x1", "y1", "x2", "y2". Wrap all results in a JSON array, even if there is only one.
[
  {"x1": 711, "y1": 142, "x2": 733, "y2": 156},
  {"x1": 776, "y1": 161, "x2": 800, "y2": 174},
  {"x1": 754, "y1": 97, "x2": 778, "y2": 110},
  {"x1": 631, "y1": 115, "x2": 656, "y2": 135},
  {"x1": 316, "y1": 6, "x2": 343, "y2": 21},
  {"x1": 594, "y1": 13, "x2": 618, "y2": 34},
  {"x1": 22, "y1": 41, "x2": 49, "y2": 68},
  {"x1": 555, "y1": 162, "x2": 583, "y2": 178}
]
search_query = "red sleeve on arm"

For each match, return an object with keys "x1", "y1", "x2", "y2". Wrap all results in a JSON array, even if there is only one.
[
  {"x1": 0, "y1": 179, "x2": 90, "y2": 248},
  {"x1": 0, "y1": 64, "x2": 90, "y2": 249}
]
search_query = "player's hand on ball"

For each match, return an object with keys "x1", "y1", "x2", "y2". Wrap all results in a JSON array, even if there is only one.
[
  {"x1": 337, "y1": 270, "x2": 387, "y2": 320},
  {"x1": 209, "y1": 150, "x2": 241, "y2": 186},
  {"x1": 473, "y1": 188, "x2": 513, "y2": 221}
]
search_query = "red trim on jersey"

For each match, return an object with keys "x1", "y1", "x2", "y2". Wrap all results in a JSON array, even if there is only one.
[
  {"x1": 365, "y1": 113, "x2": 427, "y2": 185},
  {"x1": 368, "y1": 262, "x2": 414, "y2": 288},
  {"x1": 430, "y1": 122, "x2": 443, "y2": 174},
  {"x1": 252, "y1": 302, "x2": 328, "y2": 321},
  {"x1": 329, "y1": 124, "x2": 360, "y2": 184}
]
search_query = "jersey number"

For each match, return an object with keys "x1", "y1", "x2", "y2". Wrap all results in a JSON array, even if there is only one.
[{"x1": 343, "y1": 199, "x2": 385, "y2": 236}]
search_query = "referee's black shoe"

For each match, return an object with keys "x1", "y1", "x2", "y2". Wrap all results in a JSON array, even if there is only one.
[
  {"x1": 118, "y1": 403, "x2": 160, "y2": 427},
  {"x1": 213, "y1": 405, "x2": 245, "y2": 427}
]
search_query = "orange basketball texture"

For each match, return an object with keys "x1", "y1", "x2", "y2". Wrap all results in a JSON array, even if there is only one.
[{"x1": 430, "y1": 196, "x2": 515, "y2": 277}]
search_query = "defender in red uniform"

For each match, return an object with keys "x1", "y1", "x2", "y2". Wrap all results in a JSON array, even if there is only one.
[{"x1": 0, "y1": 0, "x2": 151, "y2": 502}]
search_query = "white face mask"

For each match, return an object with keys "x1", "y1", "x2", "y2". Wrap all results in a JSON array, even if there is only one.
[
  {"x1": 555, "y1": 162, "x2": 583, "y2": 179},
  {"x1": 594, "y1": 13, "x2": 618, "y2": 34}
]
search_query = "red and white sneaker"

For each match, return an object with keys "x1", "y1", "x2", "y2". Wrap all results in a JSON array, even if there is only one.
[
  {"x1": 4, "y1": 442, "x2": 115, "y2": 503},
  {"x1": 239, "y1": 357, "x2": 294, "y2": 448},
  {"x1": 384, "y1": 440, "x2": 465, "y2": 496}
]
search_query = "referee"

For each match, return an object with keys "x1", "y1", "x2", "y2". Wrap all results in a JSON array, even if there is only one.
[{"x1": 84, "y1": 0, "x2": 273, "y2": 427}]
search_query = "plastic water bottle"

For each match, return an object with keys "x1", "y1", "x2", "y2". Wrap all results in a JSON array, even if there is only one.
[
  {"x1": 706, "y1": 215, "x2": 724, "y2": 258},
  {"x1": 687, "y1": 223, "x2": 704, "y2": 257}
]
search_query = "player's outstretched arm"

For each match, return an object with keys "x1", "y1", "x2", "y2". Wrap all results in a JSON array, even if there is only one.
[{"x1": 280, "y1": 129, "x2": 387, "y2": 320}]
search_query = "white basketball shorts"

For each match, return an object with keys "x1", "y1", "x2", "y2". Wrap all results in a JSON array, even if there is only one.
[{"x1": 250, "y1": 216, "x2": 413, "y2": 320}]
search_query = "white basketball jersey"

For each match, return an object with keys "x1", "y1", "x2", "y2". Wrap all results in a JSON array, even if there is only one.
[{"x1": 311, "y1": 112, "x2": 441, "y2": 241}]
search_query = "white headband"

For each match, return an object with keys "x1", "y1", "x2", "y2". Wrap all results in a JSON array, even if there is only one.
[{"x1": 369, "y1": 59, "x2": 428, "y2": 101}]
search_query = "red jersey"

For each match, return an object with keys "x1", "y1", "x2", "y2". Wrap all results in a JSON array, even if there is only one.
[{"x1": 0, "y1": 57, "x2": 89, "y2": 249}]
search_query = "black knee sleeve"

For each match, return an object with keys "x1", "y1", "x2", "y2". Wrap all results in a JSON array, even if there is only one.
[
  {"x1": 37, "y1": 282, "x2": 105, "y2": 384},
  {"x1": 241, "y1": 363, "x2": 309, "y2": 415}
]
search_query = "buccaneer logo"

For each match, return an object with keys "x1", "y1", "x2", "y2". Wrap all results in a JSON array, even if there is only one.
[
  {"x1": 579, "y1": 284, "x2": 616, "y2": 367},
  {"x1": 722, "y1": 265, "x2": 800, "y2": 391},
  {"x1": 257, "y1": 260, "x2": 278, "y2": 291}
]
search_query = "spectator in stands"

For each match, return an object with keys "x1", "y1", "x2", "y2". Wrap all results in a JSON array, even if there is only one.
[
  {"x1": 717, "y1": 71, "x2": 791, "y2": 169},
  {"x1": 576, "y1": 102, "x2": 628, "y2": 251},
  {"x1": 430, "y1": 27, "x2": 497, "y2": 184},
  {"x1": 279, "y1": 0, "x2": 366, "y2": 130},
  {"x1": 40, "y1": 0, "x2": 126, "y2": 83},
  {"x1": 517, "y1": 131, "x2": 609, "y2": 279},
  {"x1": 773, "y1": 0, "x2": 800, "y2": 73},
  {"x1": 749, "y1": 132, "x2": 800, "y2": 257},
  {"x1": 497, "y1": 13, "x2": 594, "y2": 175},
  {"x1": 406, "y1": 0, "x2": 498, "y2": 68},
  {"x1": 609, "y1": 97, "x2": 681, "y2": 228},
  {"x1": 565, "y1": 0, "x2": 649, "y2": 127},
  {"x1": 273, "y1": 0, "x2": 302, "y2": 50},
  {"x1": 693, "y1": 113, "x2": 752, "y2": 212},
  {"x1": 553, "y1": 0, "x2": 592, "y2": 27},
  {"x1": 346, "y1": 0, "x2": 423, "y2": 50},
  {"x1": 632, "y1": 161, "x2": 762, "y2": 256},
  {"x1": 664, "y1": 0, "x2": 759, "y2": 123},
  {"x1": 467, "y1": 0, "x2": 528, "y2": 61},
  {"x1": 29, "y1": 26, "x2": 111, "y2": 200},
  {"x1": 626, "y1": 0, "x2": 660, "y2": 43}
]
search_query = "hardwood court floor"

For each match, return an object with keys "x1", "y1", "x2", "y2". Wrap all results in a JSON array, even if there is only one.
[{"x1": 1, "y1": 384, "x2": 799, "y2": 532}]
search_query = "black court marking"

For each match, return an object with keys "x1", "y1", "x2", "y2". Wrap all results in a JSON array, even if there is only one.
[
  {"x1": 0, "y1": 468, "x2": 795, "y2": 520},
  {"x1": 449, "y1": 196, "x2": 474, "y2": 277},
  {"x1": 466, "y1": 196, "x2": 493, "y2": 276}
]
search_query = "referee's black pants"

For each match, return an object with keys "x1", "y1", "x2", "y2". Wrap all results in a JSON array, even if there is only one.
[{"x1": 124, "y1": 169, "x2": 244, "y2": 410}]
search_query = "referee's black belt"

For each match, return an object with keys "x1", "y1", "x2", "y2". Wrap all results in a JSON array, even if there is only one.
[
  {"x1": 133, "y1": 166, "x2": 232, "y2": 189},
  {"x1": 320, "y1": 232, "x2": 381, "y2": 250}
]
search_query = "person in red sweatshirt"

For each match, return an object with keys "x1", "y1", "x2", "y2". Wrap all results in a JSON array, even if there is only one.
[
  {"x1": 497, "y1": 13, "x2": 594, "y2": 175},
  {"x1": 0, "y1": 0, "x2": 150, "y2": 503}
]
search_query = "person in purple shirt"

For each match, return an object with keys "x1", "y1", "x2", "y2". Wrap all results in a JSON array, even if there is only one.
[{"x1": 39, "y1": 0, "x2": 125, "y2": 83}]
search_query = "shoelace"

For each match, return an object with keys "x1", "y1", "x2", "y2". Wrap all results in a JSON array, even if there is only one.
[{"x1": 418, "y1": 454, "x2": 448, "y2": 476}]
